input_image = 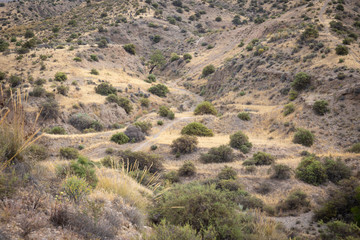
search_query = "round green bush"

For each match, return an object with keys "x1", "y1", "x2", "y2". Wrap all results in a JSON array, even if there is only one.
[
  {"x1": 183, "y1": 53, "x2": 192, "y2": 60},
  {"x1": 48, "y1": 126, "x2": 66, "y2": 135},
  {"x1": 217, "y1": 166, "x2": 237, "y2": 180},
  {"x1": 149, "y1": 84, "x2": 169, "y2": 97},
  {"x1": 292, "y1": 72, "x2": 311, "y2": 91},
  {"x1": 202, "y1": 65, "x2": 215, "y2": 77},
  {"x1": 248, "y1": 152, "x2": 275, "y2": 166},
  {"x1": 95, "y1": 83, "x2": 117, "y2": 96},
  {"x1": 295, "y1": 155, "x2": 327, "y2": 186},
  {"x1": 323, "y1": 157, "x2": 351, "y2": 184},
  {"x1": 147, "y1": 74, "x2": 156, "y2": 83},
  {"x1": 181, "y1": 122, "x2": 213, "y2": 137},
  {"x1": 60, "y1": 147, "x2": 79, "y2": 160},
  {"x1": 200, "y1": 145, "x2": 234, "y2": 163},
  {"x1": 293, "y1": 128, "x2": 314, "y2": 147},
  {"x1": 348, "y1": 143, "x2": 360, "y2": 153},
  {"x1": 110, "y1": 132, "x2": 129, "y2": 145},
  {"x1": 178, "y1": 161, "x2": 196, "y2": 177},
  {"x1": 313, "y1": 100, "x2": 329, "y2": 116},
  {"x1": 194, "y1": 101, "x2": 217, "y2": 115},
  {"x1": 171, "y1": 135, "x2": 198, "y2": 154},
  {"x1": 283, "y1": 103, "x2": 295, "y2": 116},
  {"x1": 158, "y1": 106, "x2": 174, "y2": 120},
  {"x1": 229, "y1": 131, "x2": 252, "y2": 153},
  {"x1": 55, "y1": 72, "x2": 67, "y2": 82},
  {"x1": 237, "y1": 112, "x2": 251, "y2": 121},
  {"x1": 123, "y1": 43, "x2": 136, "y2": 55},
  {"x1": 62, "y1": 176, "x2": 90, "y2": 203},
  {"x1": 335, "y1": 45, "x2": 349, "y2": 55}
]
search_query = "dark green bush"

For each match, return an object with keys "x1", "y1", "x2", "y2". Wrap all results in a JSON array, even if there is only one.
[
  {"x1": 55, "y1": 72, "x2": 67, "y2": 82},
  {"x1": 295, "y1": 155, "x2": 327, "y2": 185},
  {"x1": 336, "y1": 45, "x2": 349, "y2": 55},
  {"x1": 229, "y1": 131, "x2": 252, "y2": 153},
  {"x1": 321, "y1": 220, "x2": 360, "y2": 240},
  {"x1": 106, "y1": 94, "x2": 133, "y2": 114},
  {"x1": 69, "y1": 113, "x2": 103, "y2": 132},
  {"x1": 181, "y1": 122, "x2": 213, "y2": 137},
  {"x1": 30, "y1": 86, "x2": 46, "y2": 97},
  {"x1": 194, "y1": 101, "x2": 217, "y2": 115},
  {"x1": 200, "y1": 145, "x2": 234, "y2": 163},
  {"x1": 118, "y1": 150, "x2": 163, "y2": 173},
  {"x1": 323, "y1": 157, "x2": 351, "y2": 184},
  {"x1": 95, "y1": 83, "x2": 116, "y2": 96},
  {"x1": 289, "y1": 89, "x2": 298, "y2": 101},
  {"x1": 158, "y1": 106, "x2": 174, "y2": 119},
  {"x1": 244, "y1": 152, "x2": 275, "y2": 166},
  {"x1": 202, "y1": 65, "x2": 215, "y2": 77},
  {"x1": 183, "y1": 53, "x2": 192, "y2": 60},
  {"x1": 292, "y1": 72, "x2": 311, "y2": 91},
  {"x1": 147, "y1": 74, "x2": 156, "y2": 83},
  {"x1": 150, "y1": 183, "x2": 250, "y2": 239},
  {"x1": 110, "y1": 132, "x2": 129, "y2": 145},
  {"x1": 276, "y1": 190, "x2": 310, "y2": 213},
  {"x1": 149, "y1": 84, "x2": 169, "y2": 97},
  {"x1": 313, "y1": 100, "x2": 330, "y2": 115},
  {"x1": 293, "y1": 128, "x2": 314, "y2": 147},
  {"x1": 60, "y1": 147, "x2": 79, "y2": 160},
  {"x1": 140, "y1": 98, "x2": 150, "y2": 107},
  {"x1": 237, "y1": 112, "x2": 250, "y2": 121},
  {"x1": 217, "y1": 166, "x2": 237, "y2": 180},
  {"x1": 348, "y1": 143, "x2": 360, "y2": 153},
  {"x1": 25, "y1": 29, "x2": 35, "y2": 38},
  {"x1": 270, "y1": 164, "x2": 292, "y2": 180},
  {"x1": 171, "y1": 135, "x2": 198, "y2": 154},
  {"x1": 134, "y1": 121, "x2": 152, "y2": 135},
  {"x1": 178, "y1": 161, "x2": 196, "y2": 177},
  {"x1": 163, "y1": 171, "x2": 180, "y2": 183},
  {"x1": 48, "y1": 126, "x2": 66, "y2": 135},
  {"x1": 283, "y1": 103, "x2": 295, "y2": 116},
  {"x1": 123, "y1": 44, "x2": 136, "y2": 55},
  {"x1": 9, "y1": 75, "x2": 22, "y2": 87},
  {"x1": 40, "y1": 99, "x2": 59, "y2": 119}
]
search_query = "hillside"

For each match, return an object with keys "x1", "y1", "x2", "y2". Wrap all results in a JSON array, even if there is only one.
[{"x1": 0, "y1": 0, "x2": 360, "y2": 239}]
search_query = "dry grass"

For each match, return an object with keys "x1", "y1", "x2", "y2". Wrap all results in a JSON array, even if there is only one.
[{"x1": 95, "y1": 167, "x2": 152, "y2": 211}]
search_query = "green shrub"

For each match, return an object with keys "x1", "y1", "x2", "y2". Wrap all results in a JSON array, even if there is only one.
[
  {"x1": 95, "y1": 83, "x2": 116, "y2": 96},
  {"x1": 147, "y1": 74, "x2": 156, "y2": 83},
  {"x1": 149, "y1": 84, "x2": 169, "y2": 97},
  {"x1": 118, "y1": 150, "x2": 163, "y2": 173},
  {"x1": 30, "y1": 86, "x2": 46, "y2": 97},
  {"x1": 348, "y1": 143, "x2": 360, "y2": 153},
  {"x1": 321, "y1": 220, "x2": 360, "y2": 240},
  {"x1": 171, "y1": 135, "x2": 198, "y2": 154},
  {"x1": 90, "y1": 68, "x2": 99, "y2": 75},
  {"x1": 323, "y1": 157, "x2": 351, "y2": 184},
  {"x1": 40, "y1": 99, "x2": 59, "y2": 119},
  {"x1": 73, "y1": 57, "x2": 82, "y2": 62},
  {"x1": 178, "y1": 161, "x2": 196, "y2": 177},
  {"x1": 140, "y1": 98, "x2": 150, "y2": 107},
  {"x1": 300, "y1": 26, "x2": 319, "y2": 41},
  {"x1": 163, "y1": 171, "x2": 180, "y2": 183},
  {"x1": 229, "y1": 131, "x2": 252, "y2": 153},
  {"x1": 313, "y1": 100, "x2": 330, "y2": 115},
  {"x1": 237, "y1": 112, "x2": 250, "y2": 121},
  {"x1": 148, "y1": 220, "x2": 201, "y2": 240},
  {"x1": 158, "y1": 106, "x2": 174, "y2": 119},
  {"x1": 202, "y1": 65, "x2": 215, "y2": 77},
  {"x1": 292, "y1": 72, "x2": 311, "y2": 91},
  {"x1": 289, "y1": 89, "x2": 298, "y2": 101},
  {"x1": 106, "y1": 94, "x2": 133, "y2": 114},
  {"x1": 110, "y1": 132, "x2": 129, "y2": 145},
  {"x1": 217, "y1": 166, "x2": 237, "y2": 180},
  {"x1": 336, "y1": 45, "x2": 349, "y2": 55},
  {"x1": 69, "y1": 113, "x2": 103, "y2": 132},
  {"x1": 293, "y1": 128, "x2": 314, "y2": 147},
  {"x1": 0, "y1": 38, "x2": 9, "y2": 52},
  {"x1": 28, "y1": 144, "x2": 48, "y2": 161},
  {"x1": 134, "y1": 121, "x2": 152, "y2": 135},
  {"x1": 57, "y1": 85, "x2": 69, "y2": 95},
  {"x1": 123, "y1": 44, "x2": 136, "y2": 55},
  {"x1": 181, "y1": 122, "x2": 213, "y2": 137},
  {"x1": 216, "y1": 179, "x2": 241, "y2": 192},
  {"x1": 55, "y1": 72, "x2": 67, "y2": 82},
  {"x1": 90, "y1": 54, "x2": 99, "y2": 62},
  {"x1": 62, "y1": 176, "x2": 90, "y2": 203},
  {"x1": 9, "y1": 75, "x2": 22, "y2": 87},
  {"x1": 194, "y1": 101, "x2": 217, "y2": 115},
  {"x1": 200, "y1": 145, "x2": 234, "y2": 163},
  {"x1": 60, "y1": 147, "x2": 79, "y2": 160},
  {"x1": 244, "y1": 152, "x2": 275, "y2": 166},
  {"x1": 69, "y1": 157, "x2": 98, "y2": 188},
  {"x1": 270, "y1": 164, "x2": 292, "y2": 180},
  {"x1": 295, "y1": 155, "x2": 327, "y2": 185},
  {"x1": 183, "y1": 53, "x2": 192, "y2": 60},
  {"x1": 48, "y1": 126, "x2": 66, "y2": 135},
  {"x1": 150, "y1": 183, "x2": 250, "y2": 239},
  {"x1": 283, "y1": 103, "x2": 295, "y2": 116},
  {"x1": 276, "y1": 190, "x2": 310, "y2": 213},
  {"x1": 170, "y1": 53, "x2": 180, "y2": 62},
  {"x1": 101, "y1": 156, "x2": 115, "y2": 168},
  {"x1": 157, "y1": 120, "x2": 163, "y2": 126}
]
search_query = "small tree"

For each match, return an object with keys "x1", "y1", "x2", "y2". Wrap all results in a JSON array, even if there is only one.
[{"x1": 149, "y1": 50, "x2": 166, "y2": 73}]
